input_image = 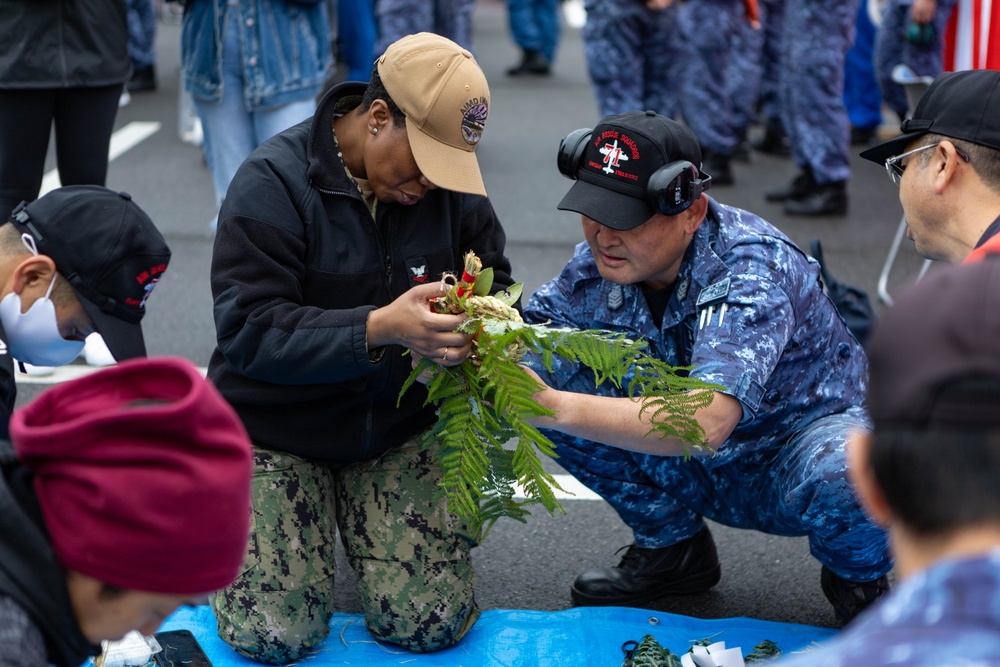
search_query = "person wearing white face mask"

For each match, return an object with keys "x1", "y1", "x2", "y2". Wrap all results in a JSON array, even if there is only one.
[{"x1": 0, "y1": 185, "x2": 171, "y2": 439}]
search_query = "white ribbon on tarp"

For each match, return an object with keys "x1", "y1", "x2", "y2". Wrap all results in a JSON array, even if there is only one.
[{"x1": 680, "y1": 641, "x2": 747, "y2": 667}]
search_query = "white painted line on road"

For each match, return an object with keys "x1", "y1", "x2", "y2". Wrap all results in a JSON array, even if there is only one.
[
  {"x1": 39, "y1": 121, "x2": 162, "y2": 197},
  {"x1": 14, "y1": 363, "x2": 208, "y2": 384},
  {"x1": 515, "y1": 474, "x2": 601, "y2": 501},
  {"x1": 16, "y1": 364, "x2": 600, "y2": 501}
]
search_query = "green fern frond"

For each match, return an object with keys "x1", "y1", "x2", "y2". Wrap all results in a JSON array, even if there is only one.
[{"x1": 400, "y1": 275, "x2": 722, "y2": 541}]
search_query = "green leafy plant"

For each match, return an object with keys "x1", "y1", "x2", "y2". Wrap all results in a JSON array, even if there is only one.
[{"x1": 398, "y1": 252, "x2": 722, "y2": 540}]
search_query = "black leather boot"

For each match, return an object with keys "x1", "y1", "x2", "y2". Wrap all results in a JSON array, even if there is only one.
[
  {"x1": 765, "y1": 168, "x2": 816, "y2": 202},
  {"x1": 701, "y1": 149, "x2": 734, "y2": 186},
  {"x1": 784, "y1": 180, "x2": 848, "y2": 216},
  {"x1": 507, "y1": 49, "x2": 551, "y2": 76},
  {"x1": 752, "y1": 122, "x2": 790, "y2": 156},
  {"x1": 821, "y1": 566, "x2": 890, "y2": 626},
  {"x1": 570, "y1": 526, "x2": 722, "y2": 606},
  {"x1": 127, "y1": 65, "x2": 157, "y2": 93}
]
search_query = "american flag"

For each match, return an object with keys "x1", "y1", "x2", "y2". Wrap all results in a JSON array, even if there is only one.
[{"x1": 943, "y1": 0, "x2": 1000, "y2": 70}]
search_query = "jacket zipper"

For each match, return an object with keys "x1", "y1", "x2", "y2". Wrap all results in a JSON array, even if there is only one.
[{"x1": 312, "y1": 184, "x2": 391, "y2": 459}]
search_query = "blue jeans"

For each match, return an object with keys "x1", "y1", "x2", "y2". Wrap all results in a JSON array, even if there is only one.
[
  {"x1": 843, "y1": 0, "x2": 883, "y2": 131},
  {"x1": 126, "y1": 0, "x2": 157, "y2": 70},
  {"x1": 194, "y1": 6, "x2": 316, "y2": 224},
  {"x1": 507, "y1": 0, "x2": 561, "y2": 62}
]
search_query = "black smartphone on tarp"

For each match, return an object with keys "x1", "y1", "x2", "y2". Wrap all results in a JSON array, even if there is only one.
[{"x1": 153, "y1": 629, "x2": 212, "y2": 667}]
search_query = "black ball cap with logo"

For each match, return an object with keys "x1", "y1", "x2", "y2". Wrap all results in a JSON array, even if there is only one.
[
  {"x1": 557, "y1": 110, "x2": 703, "y2": 231},
  {"x1": 7, "y1": 185, "x2": 172, "y2": 361}
]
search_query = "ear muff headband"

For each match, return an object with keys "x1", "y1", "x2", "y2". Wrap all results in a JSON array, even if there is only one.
[
  {"x1": 557, "y1": 128, "x2": 712, "y2": 217},
  {"x1": 557, "y1": 127, "x2": 592, "y2": 179}
]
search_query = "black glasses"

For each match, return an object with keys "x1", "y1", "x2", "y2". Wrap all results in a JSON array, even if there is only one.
[{"x1": 884, "y1": 142, "x2": 972, "y2": 186}]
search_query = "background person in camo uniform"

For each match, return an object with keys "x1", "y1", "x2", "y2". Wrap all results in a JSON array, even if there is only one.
[
  {"x1": 522, "y1": 111, "x2": 890, "y2": 626},
  {"x1": 765, "y1": 0, "x2": 860, "y2": 216},
  {"x1": 206, "y1": 33, "x2": 514, "y2": 664},
  {"x1": 581, "y1": 0, "x2": 679, "y2": 119},
  {"x1": 375, "y1": 0, "x2": 476, "y2": 54},
  {"x1": 676, "y1": 0, "x2": 747, "y2": 186}
]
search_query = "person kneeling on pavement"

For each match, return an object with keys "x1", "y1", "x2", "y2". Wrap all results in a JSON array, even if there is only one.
[
  {"x1": 0, "y1": 357, "x2": 253, "y2": 667},
  {"x1": 522, "y1": 110, "x2": 891, "y2": 625}
]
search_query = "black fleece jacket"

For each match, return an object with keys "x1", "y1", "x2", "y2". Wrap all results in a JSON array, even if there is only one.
[
  {"x1": 0, "y1": 441, "x2": 99, "y2": 667},
  {"x1": 207, "y1": 82, "x2": 514, "y2": 464}
]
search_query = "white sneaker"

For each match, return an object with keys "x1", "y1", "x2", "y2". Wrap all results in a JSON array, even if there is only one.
[
  {"x1": 83, "y1": 333, "x2": 117, "y2": 367},
  {"x1": 17, "y1": 361, "x2": 55, "y2": 376}
]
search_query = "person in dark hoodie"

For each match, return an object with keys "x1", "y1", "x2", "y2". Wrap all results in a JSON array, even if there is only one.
[{"x1": 0, "y1": 357, "x2": 252, "y2": 667}]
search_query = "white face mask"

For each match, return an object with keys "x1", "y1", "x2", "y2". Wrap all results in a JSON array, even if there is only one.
[{"x1": 0, "y1": 236, "x2": 86, "y2": 367}]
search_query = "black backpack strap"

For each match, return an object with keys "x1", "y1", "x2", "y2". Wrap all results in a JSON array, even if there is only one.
[{"x1": 810, "y1": 238, "x2": 836, "y2": 289}]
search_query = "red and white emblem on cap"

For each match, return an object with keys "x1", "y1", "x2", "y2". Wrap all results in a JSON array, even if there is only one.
[
  {"x1": 600, "y1": 140, "x2": 629, "y2": 174},
  {"x1": 127, "y1": 263, "x2": 167, "y2": 310}
]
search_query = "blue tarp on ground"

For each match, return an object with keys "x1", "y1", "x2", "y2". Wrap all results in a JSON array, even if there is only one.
[{"x1": 157, "y1": 606, "x2": 838, "y2": 665}]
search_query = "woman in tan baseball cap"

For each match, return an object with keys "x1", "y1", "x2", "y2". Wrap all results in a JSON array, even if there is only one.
[{"x1": 206, "y1": 32, "x2": 517, "y2": 663}]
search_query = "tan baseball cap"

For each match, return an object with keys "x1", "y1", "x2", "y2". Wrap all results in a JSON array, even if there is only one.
[{"x1": 377, "y1": 33, "x2": 490, "y2": 196}]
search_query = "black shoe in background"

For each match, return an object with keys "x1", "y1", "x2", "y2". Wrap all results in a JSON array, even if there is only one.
[
  {"x1": 570, "y1": 526, "x2": 722, "y2": 607},
  {"x1": 507, "y1": 49, "x2": 551, "y2": 76},
  {"x1": 784, "y1": 180, "x2": 848, "y2": 216},
  {"x1": 752, "y1": 123, "x2": 791, "y2": 157},
  {"x1": 821, "y1": 566, "x2": 890, "y2": 626},
  {"x1": 701, "y1": 149, "x2": 734, "y2": 186},
  {"x1": 731, "y1": 130, "x2": 752, "y2": 164},
  {"x1": 850, "y1": 125, "x2": 878, "y2": 146},
  {"x1": 765, "y1": 168, "x2": 815, "y2": 202},
  {"x1": 127, "y1": 65, "x2": 157, "y2": 93}
]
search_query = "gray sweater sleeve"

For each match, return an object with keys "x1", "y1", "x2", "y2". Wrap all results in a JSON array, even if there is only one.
[{"x1": 0, "y1": 595, "x2": 49, "y2": 667}]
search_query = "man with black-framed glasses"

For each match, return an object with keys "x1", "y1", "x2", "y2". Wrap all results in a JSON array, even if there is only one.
[{"x1": 860, "y1": 69, "x2": 1000, "y2": 264}]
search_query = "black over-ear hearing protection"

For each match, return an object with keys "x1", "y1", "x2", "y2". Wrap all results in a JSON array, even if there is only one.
[{"x1": 557, "y1": 128, "x2": 712, "y2": 216}]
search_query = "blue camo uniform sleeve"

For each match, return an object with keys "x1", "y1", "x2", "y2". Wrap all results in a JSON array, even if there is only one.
[
  {"x1": 524, "y1": 200, "x2": 867, "y2": 462},
  {"x1": 685, "y1": 249, "x2": 798, "y2": 423}
]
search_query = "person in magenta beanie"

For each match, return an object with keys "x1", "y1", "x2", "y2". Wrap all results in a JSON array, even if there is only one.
[{"x1": 0, "y1": 356, "x2": 253, "y2": 667}]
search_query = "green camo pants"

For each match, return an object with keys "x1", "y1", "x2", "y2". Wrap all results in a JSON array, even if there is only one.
[{"x1": 210, "y1": 438, "x2": 480, "y2": 664}]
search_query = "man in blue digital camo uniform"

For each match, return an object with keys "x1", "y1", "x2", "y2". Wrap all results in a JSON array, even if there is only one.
[
  {"x1": 677, "y1": 0, "x2": 751, "y2": 185},
  {"x1": 779, "y1": 257, "x2": 1000, "y2": 667},
  {"x1": 765, "y1": 0, "x2": 860, "y2": 216},
  {"x1": 582, "y1": 0, "x2": 679, "y2": 118},
  {"x1": 375, "y1": 0, "x2": 476, "y2": 54},
  {"x1": 522, "y1": 110, "x2": 891, "y2": 625}
]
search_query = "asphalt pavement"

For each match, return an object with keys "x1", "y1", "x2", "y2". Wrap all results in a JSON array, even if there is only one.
[{"x1": 18, "y1": 0, "x2": 926, "y2": 631}]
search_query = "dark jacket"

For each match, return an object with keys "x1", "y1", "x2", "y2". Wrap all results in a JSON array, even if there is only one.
[
  {"x1": 0, "y1": 0, "x2": 130, "y2": 89},
  {"x1": 208, "y1": 82, "x2": 514, "y2": 464},
  {"x1": 0, "y1": 441, "x2": 98, "y2": 667}
]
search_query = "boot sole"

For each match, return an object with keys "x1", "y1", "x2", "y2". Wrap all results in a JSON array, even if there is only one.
[{"x1": 569, "y1": 563, "x2": 722, "y2": 607}]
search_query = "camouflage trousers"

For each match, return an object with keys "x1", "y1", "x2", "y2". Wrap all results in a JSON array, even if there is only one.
[
  {"x1": 210, "y1": 438, "x2": 480, "y2": 664},
  {"x1": 552, "y1": 406, "x2": 892, "y2": 582}
]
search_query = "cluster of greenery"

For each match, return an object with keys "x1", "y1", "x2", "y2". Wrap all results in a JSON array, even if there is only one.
[{"x1": 398, "y1": 261, "x2": 720, "y2": 541}]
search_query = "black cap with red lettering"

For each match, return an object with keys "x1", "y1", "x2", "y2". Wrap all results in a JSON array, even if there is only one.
[{"x1": 8, "y1": 186, "x2": 171, "y2": 361}]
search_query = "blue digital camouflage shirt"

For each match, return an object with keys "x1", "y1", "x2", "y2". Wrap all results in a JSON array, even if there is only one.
[
  {"x1": 777, "y1": 550, "x2": 1000, "y2": 666},
  {"x1": 524, "y1": 197, "x2": 868, "y2": 468}
]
